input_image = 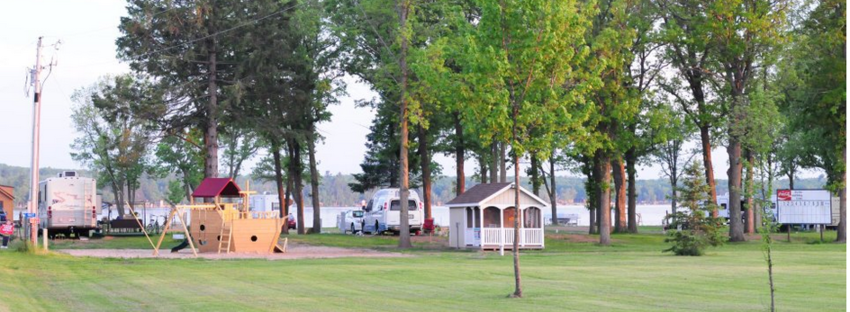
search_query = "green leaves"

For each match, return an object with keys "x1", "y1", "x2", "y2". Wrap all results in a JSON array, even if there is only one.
[{"x1": 439, "y1": 0, "x2": 598, "y2": 159}]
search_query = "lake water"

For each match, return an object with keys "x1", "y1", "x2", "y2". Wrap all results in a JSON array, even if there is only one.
[{"x1": 100, "y1": 204, "x2": 674, "y2": 228}]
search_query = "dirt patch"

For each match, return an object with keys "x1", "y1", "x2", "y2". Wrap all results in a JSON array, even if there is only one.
[
  {"x1": 57, "y1": 243, "x2": 409, "y2": 260},
  {"x1": 409, "y1": 234, "x2": 449, "y2": 247}
]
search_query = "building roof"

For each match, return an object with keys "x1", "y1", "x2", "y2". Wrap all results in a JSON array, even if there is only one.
[
  {"x1": 192, "y1": 178, "x2": 242, "y2": 198},
  {"x1": 0, "y1": 186, "x2": 12, "y2": 200},
  {"x1": 445, "y1": 183, "x2": 512, "y2": 206}
]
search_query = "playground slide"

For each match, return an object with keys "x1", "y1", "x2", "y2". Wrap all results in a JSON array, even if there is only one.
[{"x1": 171, "y1": 239, "x2": 190, "y2": 253}]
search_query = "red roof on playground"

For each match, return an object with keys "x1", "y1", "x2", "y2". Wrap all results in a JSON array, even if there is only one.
[{"x1": 192, "y1": 178, "x2": 242, "y2": 198}]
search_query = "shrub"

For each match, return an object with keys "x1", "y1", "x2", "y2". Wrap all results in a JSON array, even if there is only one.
[{"x1": 664, "y1": 161, "x2": 725, "y2": 256}]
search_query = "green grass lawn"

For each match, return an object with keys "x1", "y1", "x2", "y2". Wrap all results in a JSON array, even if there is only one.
[{"x1": 0, "y1": 230, "x2": 844, "y2": 312}]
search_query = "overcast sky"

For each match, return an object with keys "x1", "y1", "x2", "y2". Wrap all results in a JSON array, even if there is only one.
[{"x1": 0, "y1": 0, "x2": 823, "y2": 183}]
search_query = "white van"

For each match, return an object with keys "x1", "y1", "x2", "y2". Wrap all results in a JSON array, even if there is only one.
[
  {"x1": 361, "y1": 189, "x2": 423, "y2": 235},
  {"x1": 337, "y1": 210, "x2": 365, "y2": 234}
]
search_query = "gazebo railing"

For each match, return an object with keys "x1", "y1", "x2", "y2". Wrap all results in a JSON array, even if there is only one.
[
  {"x1": 480, "y1": 227, "x2": 543, "y2": 247},
  {"x1": 482, "y1": 228, "x2": 501, "y2": 245},
  {"x1": 522, "y1": 228, "x2": 544, "y2": 245}
]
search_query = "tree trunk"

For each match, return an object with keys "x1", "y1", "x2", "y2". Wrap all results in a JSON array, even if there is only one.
[
  {"x1": 588, "y1": 160, "x2": 597, "y2": 235},
  {"x1": 589, "y1": 206, "x2": 596, "y2": 234},
  {"x1": 272, "y1": 141, "x2": 288, "y2": 234},
  {"x1": 491, "y1": 141, "x2": 499, "y2": 183},
  {"x1": 612, "y1": 158, "x2": 626, "y2": 233},
  {"x1": 788, "y1": 172, "x2": 794, "y2": 190},
  {"x1": 397, "y1": 0, "x2": 412, "y2": 248},
  {"x1": 500, "y1": 142, "x2": 507, "y2": 183},
  {"x1": 480, "y1": 155, "x2": 489, "y2": 184},
  {"x1": 284, "y1": 172, "x2": 293, "y2": 234},
  {"x1": 509, "y1": 84, "x2": 522, "y2": 298},
  {"x1": 745, "y1": 149, "x2": 755, "y2": 234},
  {"x1": 626, "y1": 149, "x2": 637, "y2": 233},
  {"x1": 512, "y1": 151, "x2": 522, "y2": 298},
  {"x1": 454, "y1": 112, "x2": 465, "y2": 195},
  {"x1": 837, "y1": 149, "x2": 846, "y2": 243},
  {"x1": 112, "y1": 181, "x2": 125, "y2": 218},
  {"x1": 531, "y1": 154, "x2": 541, "y2": 196},
  {"x1": 671, "y1": 183, "x2": 678, "y2": 216},
  {"x1": 549, "y1": 153, "x2": 558, "y2": 225},
  {"x1": 291, "y1": 141, "x2": 305, "y2": 235},
  {"x1": 388, "y1": 123, "x2": 399, "y2": 188},
  {"x1": 728, "y1": 139, "x2": 745, "y2": 242},
  {"x1": 204, "y1": 35, "x2": 219, "y2": 179},
  {"x1": 597, "y1": 153, "x2": 612, "y2": 245},
  {"x1": 700, "y1": 126, "x2": 717, "y2": 216},
  {"x1": 308, "y1": 133, "x2": 322, "y2": 234},
  {"x1": 418, "y1": 125, "x2": 432, "y2": 220}
]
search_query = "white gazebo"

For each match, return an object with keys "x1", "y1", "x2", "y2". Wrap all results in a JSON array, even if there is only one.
[{"x1": 446, "y1": 183, "x2": 546, "y2": 250}]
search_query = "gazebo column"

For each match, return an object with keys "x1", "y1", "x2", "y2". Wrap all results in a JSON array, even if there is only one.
[
  {"x1": 519, "y1": 205, "x2": 525, "y2": 247},
  {"x1": 476, "y1": 206, "x2": 482, "y2": 248},
  {"x1": 499, "y1": 207, "x2": 505, "y2": 250}
]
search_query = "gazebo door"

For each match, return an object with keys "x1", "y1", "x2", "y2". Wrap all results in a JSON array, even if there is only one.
[{"x1": 465, "y1": 207, "x2": 481, "y2": 246}]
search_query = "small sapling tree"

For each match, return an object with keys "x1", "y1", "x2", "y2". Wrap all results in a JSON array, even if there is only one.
[{"x1": 664, "y1": 161, "x2": 725, "y2": 256}]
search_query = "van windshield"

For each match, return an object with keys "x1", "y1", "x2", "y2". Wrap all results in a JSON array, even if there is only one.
[
  {"x1": 390, "y1": 200, "x2": 418, "y2": 211},
  {"x1": 352, "y1": 211, "x2": 364, "y2": 218}
]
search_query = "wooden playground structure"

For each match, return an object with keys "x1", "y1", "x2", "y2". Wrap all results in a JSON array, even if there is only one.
[{"x1": 136, "y1": 178, "x2": 286, "y2": 257}]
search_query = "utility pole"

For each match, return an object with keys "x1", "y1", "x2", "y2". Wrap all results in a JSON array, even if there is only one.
[{"x1": 27, "y1": 37, "x2": 44, "y2": 247}]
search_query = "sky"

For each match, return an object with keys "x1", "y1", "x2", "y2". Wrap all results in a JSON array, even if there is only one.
[{"x1": 0, "y1": 0, "x2": 823, "y2": 183}]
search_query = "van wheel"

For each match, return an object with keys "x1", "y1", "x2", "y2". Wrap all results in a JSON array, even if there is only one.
[{"x1": 351, "y1": 223, "x2": 356, "y2": 234}]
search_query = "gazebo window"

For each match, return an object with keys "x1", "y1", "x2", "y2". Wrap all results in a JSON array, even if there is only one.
[
  {"x1": 524, "y1": 207, "x2": 541, "y2": 228},
  {"x1": 503, "y1": 208, "x2": 516, "y2": 228},
  {"x1": 483, "y1": 207, "x2": 500, "y2": 227}
]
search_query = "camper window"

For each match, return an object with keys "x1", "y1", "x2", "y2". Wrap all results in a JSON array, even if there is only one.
[{"x1": 390, "y1": 200, "x2": 417, "y2": 211}]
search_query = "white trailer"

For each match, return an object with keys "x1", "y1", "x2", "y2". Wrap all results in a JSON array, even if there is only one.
[
  {"x1": 37, "y1": 171, "x2": 98, "y2": 238},
  {"x1": 250, "y1": 194, "x2": 280, "y2": 212},
  {"x1": 716, "y1": 194, "x2": 777, "y2": 222}
]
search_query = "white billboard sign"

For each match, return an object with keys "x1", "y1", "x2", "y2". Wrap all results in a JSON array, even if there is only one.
[{"x1": 776, "y1": 189, "x2": 832, "y2": 224}]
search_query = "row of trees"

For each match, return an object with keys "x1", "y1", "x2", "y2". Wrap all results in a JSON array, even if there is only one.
[
  {"x1": 340, "y1": 0, "x2": 845, "y2": 240},
  {"x1": 333, "y1": 0, "x2": 844, "y2": 296},
  {"x1": 72, "y1": 0, "x2": 342, "y2": 235}
]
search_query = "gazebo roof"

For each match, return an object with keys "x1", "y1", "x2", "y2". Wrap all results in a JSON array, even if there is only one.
[
  {"x1": 192, "y1": 178, "x2": 242, "y2": 198},
  {"x1": 446, "y1": 183, "x2": 511, "y2": 206},
  {"x1": 445, "y1": 183, "x2": 547, "y2": 208}
]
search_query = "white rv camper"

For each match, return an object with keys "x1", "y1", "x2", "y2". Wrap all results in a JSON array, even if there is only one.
[{"x1": 37, "y1": 171, "x2": 99, "y2": 238}]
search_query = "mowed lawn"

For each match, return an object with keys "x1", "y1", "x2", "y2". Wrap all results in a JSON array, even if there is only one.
[{"x1": 0, "y1": 229, "x2": 844, "y2": 312}]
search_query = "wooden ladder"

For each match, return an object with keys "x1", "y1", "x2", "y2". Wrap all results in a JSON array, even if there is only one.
[{"x1": 218, "y1": 217, "x2": 233, "y2": 254}]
